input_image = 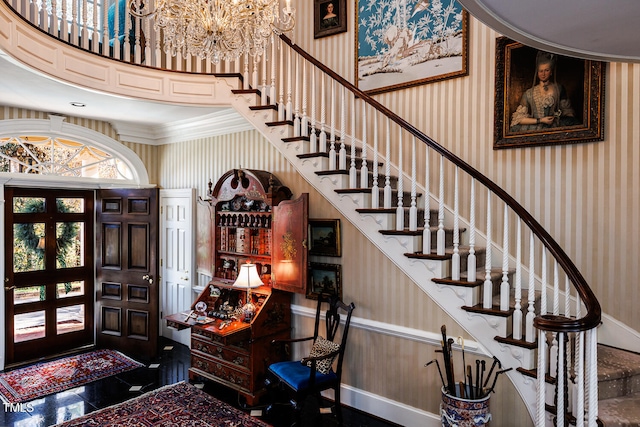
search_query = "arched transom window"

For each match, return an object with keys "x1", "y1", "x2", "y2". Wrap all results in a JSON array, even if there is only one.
[
  {"x1": 0, "y1": 116, "x2": 149, "y2": 186},
  {"x1": 0, "y1": 135, "x2": 132, "y2": 179}
]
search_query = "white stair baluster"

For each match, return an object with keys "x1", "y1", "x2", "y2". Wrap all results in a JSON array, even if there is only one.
[
  {"x1": 574, "y1": 301, "x2": 585, "y2": 427},
  {"x1": 536, "y1": 328, "x2": 548, "y2": 427},
  {"x1": 278, "y1": 44, "x2": 285, "y2": 121},
  {"x1": 557, "y1": 333, "x2": 566, "y2": 427},
  {"x1": 525, "y1": 232, "x2": 536, "y2": 343},
  {"x1": 329, "y1": 79, "x2": 336, "y2": 169},
  {"x1": 301, "y1": 59, "x2": 309, "y2": 138},
  {"x1": 309, "y1": 68, "x2": 317, "y2": 153},
  {"x1": 409, "y1": 136, "x2": 417, "y2": 232},
  {"x1": 500, "y1": 205, "x2": 510, "y2": 311},
  {"x1": 371, "y1": 111, "x2": 379, "y2": 208},
  {"x1": 513, "y1": 219, "x2": 523, "y2": 340},
  {"x1": 422, "y1": 148, "x2": 431, "y2": 251},
  {"x1": 467, "y1": 178, "x2": 476, "y2": 282},
  {"x1": 451, "y1": 167, "x2": 460, "y2": 281},
  {"x1": 319, "y1": 74, "x2": 327, "y2": 153},
  {"x1": 395, "y1": 131, "x2": 404, "y2": 231},
  {"x1": 270, "y1": 36, "x2": 277, "y2": 103},
  {"x1": 360, "y1": 105, "x2": 368, "y2": 188},
  {"x1": 349, "y1": 98, "x2": 357, "y2": 188},
  {"x1": 339, "y1": 86, "x2": 347, "y2": 170},
  {"x1": 261, "y1": 50, "x2": 269, "y2": 105},
  {"x1": 483, "y1": 191, "x2": 492, "y2": 308},
  {"x1": 285, "y1": 49, "x2": 292, "y2": 121},
  {"x1": 293, "y1": 54, "x2": 300, "y2": 135},
  {"x1": 436, "y1": 156, "x2": 445, "y2": 255},
  {"x1": 383, "y1": 118, "x2": 392, "y2": 208}
]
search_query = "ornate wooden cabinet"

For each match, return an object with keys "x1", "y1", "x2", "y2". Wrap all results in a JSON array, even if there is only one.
[{"x1": 165, "y1": 169, "x2": 308, "y2": 405}]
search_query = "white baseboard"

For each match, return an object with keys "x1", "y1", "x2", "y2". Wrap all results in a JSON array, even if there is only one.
[{"x1": 333, "y1": 383, "x2": 441, "y2": 427}]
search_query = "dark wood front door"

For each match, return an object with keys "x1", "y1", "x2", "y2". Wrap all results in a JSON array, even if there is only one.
[
  {"x1": 96, "y1": 188, "x2": 159, "y2": 360},
  {"x1": 4, "y1": 188, "x2": 95, "y2": 365}
]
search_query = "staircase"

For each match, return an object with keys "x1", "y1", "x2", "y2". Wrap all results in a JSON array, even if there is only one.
[
  {"x1": 598, "y1": 346, "x2": 640, "y2": 427},
  {"x1": 226, "y1": 35, "x2": 603, "y2": 426}
]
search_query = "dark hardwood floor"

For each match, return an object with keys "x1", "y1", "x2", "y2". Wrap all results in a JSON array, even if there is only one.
[{"x1": 1, "y1": 338, "x2": 400, "y2": 427}]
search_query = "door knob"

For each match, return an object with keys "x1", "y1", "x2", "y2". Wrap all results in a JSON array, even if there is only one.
[{"x1": 142, "y1": 274, "x2": 153, "y2": 284}]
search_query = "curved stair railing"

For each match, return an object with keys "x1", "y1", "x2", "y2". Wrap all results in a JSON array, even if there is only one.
[{"x1": 4, "y1": 1, "x2": 602, "y2": 425}]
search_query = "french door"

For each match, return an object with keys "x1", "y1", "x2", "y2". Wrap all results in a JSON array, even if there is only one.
[{"x1": 4, "y1": 188, "x2": 94, "y2": 365}]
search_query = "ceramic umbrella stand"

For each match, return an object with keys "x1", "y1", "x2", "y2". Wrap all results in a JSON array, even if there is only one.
[{"x1": 440, "y1": 384, "x2": 491, "y2": 427}]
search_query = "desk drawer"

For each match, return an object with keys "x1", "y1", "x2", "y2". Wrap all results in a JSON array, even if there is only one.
[
  {"x1": 191, "y1": 353, "x2": 251, "y2": 391},
  {"x1": 191, "y1": 336, "x2": 250, "y2": 369}
]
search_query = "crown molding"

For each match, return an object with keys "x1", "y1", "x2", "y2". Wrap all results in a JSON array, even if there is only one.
[{"x1": 112, "y1": 109, "x2": 255, "y2": 145}]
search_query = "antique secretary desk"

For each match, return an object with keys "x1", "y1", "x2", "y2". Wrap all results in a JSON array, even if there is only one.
[{"x1": 165, "y1": 169, "x2": 308, "y2": 405}]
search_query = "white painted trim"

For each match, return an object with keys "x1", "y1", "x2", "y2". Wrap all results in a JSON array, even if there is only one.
[
  {"x1": 291, "y1": 304, "x2": 488, "y2": 357},
  {"x1": 598, "y1": 313, "x2": 640, "y2": 353}
]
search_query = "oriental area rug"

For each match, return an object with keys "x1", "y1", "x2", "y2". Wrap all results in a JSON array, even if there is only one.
[
  {"x1": 0, "y1": 349, "x2": 143, "y2": 403},
  {"x1": 55, "y1": 381, "x2": 272, "y2": 427}
]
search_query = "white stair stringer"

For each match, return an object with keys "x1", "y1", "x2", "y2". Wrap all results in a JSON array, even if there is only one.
[{"x1": 230, "y1": 93, "x2": 542, "y2": 424}]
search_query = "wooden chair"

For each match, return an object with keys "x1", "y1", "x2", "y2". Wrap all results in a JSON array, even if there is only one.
[{"x1": 265, "y1": 295, "x2": 355, "y2": 426}]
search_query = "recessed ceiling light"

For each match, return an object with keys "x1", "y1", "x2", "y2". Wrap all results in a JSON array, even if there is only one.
[{"x1": 70, "y1": 102, "x2": 86, "y2": 107}]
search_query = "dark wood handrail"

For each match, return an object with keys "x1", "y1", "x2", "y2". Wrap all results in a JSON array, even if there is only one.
[{"x1": 280, "y1": 35, "x2": 601, "y2": 333}]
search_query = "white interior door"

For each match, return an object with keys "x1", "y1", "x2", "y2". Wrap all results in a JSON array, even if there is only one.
[{"x1": 159, "y1": 189, "x2": 195, "y2": 347}]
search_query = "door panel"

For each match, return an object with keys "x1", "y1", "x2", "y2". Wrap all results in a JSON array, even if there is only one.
[
  {"x1": 159, "y1": 189, "x2": 194, "y2": 347},
  {"x1": 4, "y1": 188, "x2": 94, "y2": 365},
  {"x1": 96, "y1": 188, "x2": 158, "y2": 359}
]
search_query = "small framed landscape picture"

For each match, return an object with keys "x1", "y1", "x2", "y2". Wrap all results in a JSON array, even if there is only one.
[
  {"x1": 308, "y1": 219, "x2": 341, "y2": 257},
  {"x1": 314, "y1": 0, "x2": 347, "y2": 39},
  {"x1": 307, "y1": 262, "x2": 342, "y2": 300}
]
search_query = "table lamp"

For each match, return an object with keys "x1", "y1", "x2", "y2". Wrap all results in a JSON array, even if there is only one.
[{"x1": 233, "y1": 263, "x2": 263, "y2": 322}]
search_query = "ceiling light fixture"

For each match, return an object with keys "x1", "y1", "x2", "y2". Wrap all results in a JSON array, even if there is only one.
[{"x1": 129, "y1": 0, "x2": 295, "y2": 64}]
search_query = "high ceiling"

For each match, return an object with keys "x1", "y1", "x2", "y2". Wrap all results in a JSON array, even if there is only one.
[
  {"x1": 1, "y1": 0, "x2": 638, "y2": 143},
  {"x1": 458, "y1": 0, "x2": 640, "y2": 63}
]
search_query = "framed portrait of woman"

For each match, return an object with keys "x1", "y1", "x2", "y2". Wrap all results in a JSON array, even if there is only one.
[
  {"x1": 314, "y1": 0, "x2": 347, "y2": 39},
  {"x1": 494, "y1": 37, "x2": 606, "y2": 149}
]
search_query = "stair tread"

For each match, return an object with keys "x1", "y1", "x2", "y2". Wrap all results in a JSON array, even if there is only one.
[
  {"x1": 598, "y1": 345, "x2": 640, "y2": 381},
  {"x1": 599, "y1": 391, "x2": 640, "y2": 426}
]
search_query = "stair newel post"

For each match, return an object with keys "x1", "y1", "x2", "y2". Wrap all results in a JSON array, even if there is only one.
[
  {"x1": 513, "y1": 219, "x2": 523, "y2": 340},
  {"x1": 525, "y1": 232, "x2": 536, "y2": 343},
  {"x1": 482, "y1": 190, "x2": 492, "y2": 308},
  {"x1": 329, "y1": 79, "x2": 337, "y2": 169},
  {"x1": 467, "y1": 178, "x2": 476, "y2": 282},
  {"x1": 339, "y1": 86, "x2": 347, "y2": 170},
  {"x1": 586, "y1": 328, "x2": 598, "y2": 427},
  {"x1": 319, "y1": 73, "x2": 327, "y2": 153},
  {"x1": 270, "y1": 36, "x2": 277, "y2": 104},
  {"x1": 574, "y1": 303, "x2": 585, "y2": 427},
  {"x1": 309, "y1": 67, "x2": 317, "y2": 153},
  {"x1": 360, "y1": 105, "x2": 369, "y2": 189},
  {"x1": 436, "y1": 155, "x2": 445, "y2": 255},
  {"x1": 395, "y1": 131, "x2": 404, "y2": 231},
  {"x1": 349, "y1": 98, "x2": 357, "y2": 188},
  {"x1": 422, "y1": 147, "x2": 431, "y2": 250},
  {"x1": 536, "y1": 328, "x2": 548, "y2": 427},
  {"x1": 409, "y1": 136, "x2": 417, "y2": 232},
  {"x1": 371, "y1": 111, "x2": 380, "y2": 208},
  {"x1": 500, "y1": 205, "x2": 510, "y2": 311},
  {"x1": 555, "y1": 332, "x2": 567, "y2": 427},
  {"x1": 278, "y1": 40, "x2": 285, "y2": 121},
  {"x1": 451, "y1": 166, "x2": 460, "y2": 280},
  {"x1": 383, "y1": 118, "x2": 392, "y2": 209},
  {"x1": 285, "y1": 48, "x2": 293, "y2": 121}
]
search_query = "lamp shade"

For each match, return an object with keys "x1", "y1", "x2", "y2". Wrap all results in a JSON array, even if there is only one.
[{"x1": 233, "y1": 263, "x2": 263, "y2": 289}]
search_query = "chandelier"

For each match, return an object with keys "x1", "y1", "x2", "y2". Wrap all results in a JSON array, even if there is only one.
[{"x1": 130, "y1": 0, "x2": 295, "y2": 63}]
